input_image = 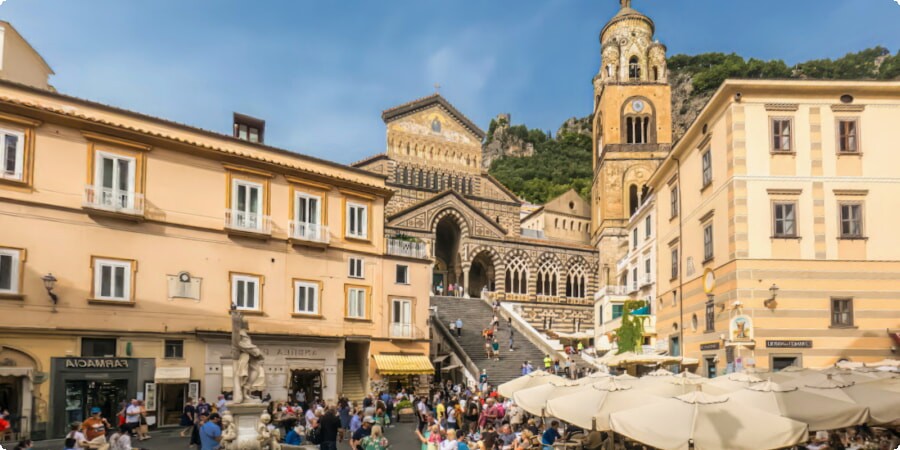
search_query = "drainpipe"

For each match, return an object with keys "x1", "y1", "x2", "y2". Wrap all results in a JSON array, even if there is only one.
[{"x1": 674, "y1": 156, "x2": 685, "y2": 359}]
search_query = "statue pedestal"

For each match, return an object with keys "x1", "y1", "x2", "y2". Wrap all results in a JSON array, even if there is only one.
[{"x1": 228, "y1": 402, "x2": 266, "y2": 450}]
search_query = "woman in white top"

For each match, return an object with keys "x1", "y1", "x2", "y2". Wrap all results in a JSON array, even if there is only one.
[
  {"x1": 440, "y1": 429, "x2": 459, "y2": 450},
  {"x1": 108, "y1": 426, "x2": 132, "y2": 450}
]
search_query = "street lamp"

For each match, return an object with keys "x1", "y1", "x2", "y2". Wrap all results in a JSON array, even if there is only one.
[
  {"x1": 42, "y1": 273, "x2": 59, "y2": 312},
  {"x1": 764, "y1": 283, "x2": 779, "y2": 308}
]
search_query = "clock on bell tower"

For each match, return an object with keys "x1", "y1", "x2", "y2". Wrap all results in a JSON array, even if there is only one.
[{"x1": 590, "y1": 0, "x2": 673, "y2": 285}]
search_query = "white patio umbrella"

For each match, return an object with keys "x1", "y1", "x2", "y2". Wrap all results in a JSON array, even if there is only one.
[
  {"x1": 637, "y1": 372, "x2": 710, "y2": 397},
  {"x1": 546, "y1": 378, "x2": 665, "y2": 431},
  {"x1": 705, "y1": 371, "x2": 764, "y2": 394},
  {"x1": 799, "y1": 374, "x2": 900, "y2": 424},
  {"x1": 512, "y1": 379, "x2": 582, "y2": 416},
  {"x1": 497, "y1": 370, "x2": 565, "y2": 398},
  {"x1": 614, "y1": 373, "x2": 638, "y2": 381},
  {"x1": 609, "y1": 391, "x2": 809, "y2": 450},
  {"x1": 729, "y1": 380, "x2": 869, "y2": 431},
  {"x1": 575, "y1": 370, "x2": 612, "y2": 385},
  {"x1": 865, "y1": 358, "x2": 900, "y2": 367},
  {"x1": 644, "y1": 368, "x2": 675, "y2": 377}
]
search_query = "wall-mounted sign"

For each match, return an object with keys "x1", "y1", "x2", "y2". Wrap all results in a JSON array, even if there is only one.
[
  {"x1": 64, "y1": 358, "x2": 130, "y2": 369},
  {"x1": 700, "y1": 342, "x2": 720, "y2": 351},
  {"x1": 766, "y1": 340, "x2": 812, "y2": 349},
  {"x1": 729, "y1": 315, "x2": 754, "y2": 342}
]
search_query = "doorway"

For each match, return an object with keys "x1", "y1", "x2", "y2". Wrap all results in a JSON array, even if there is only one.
[
  {"x1": 468, "y1": 251, "x2": 496, "y2": 297},
  {"x1": 290, "y1": 370, "x2": 322, "y2": 406},
  {"x1": 63, "y1": 380, "x2": 128, "y2": 428},
  {"x1": 704, "y1": 356, "x2": 717, "y2": 378},
  {"x1": 0, "y1": 376, "x2": 21, "y2": 434},
  {"x1": 771, "y1": 355, "x2": 801, "y2": 372},
  {"x1": 158, "y1": 384, "x2": 186, "y2": 427},
  {"x1": 434, "y1": 215, "x2": 462, "y2": 290}
]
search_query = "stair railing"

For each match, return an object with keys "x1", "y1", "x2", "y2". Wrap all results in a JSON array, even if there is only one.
[{"x1": 430, "y1": 307, "x2": 480, "y2": 385}]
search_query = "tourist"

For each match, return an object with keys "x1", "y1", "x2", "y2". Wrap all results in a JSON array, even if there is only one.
[
  {"x1": 498, "y1": 424, "x2": 516, "y2": 450},
  {"x1": 450, "y1": 320, "x2": 457, "y2": 335},
  {"x1": 543, "y1": 354, "x2": 552, "y2": 371},
  {"x1": 492, "y1": 337, "x2": 501, "y2": 361},
  {"x1": 441, "y1": 429, "x2": 460, "y2": 450},
  {"x1": 351, "y1": 417, "x2": 374, "y2": 450},
  {"x1": 198, "y1": 413, "x2": 222, "y2": 450},
  {"x1": 318, "y1": 407, "x2": 344, "y2": 450},
  {"x1": 514, "y1": 429, "x2": 535, "y2": 450},
  {"x1": 448, "y1": 283, "x2": 455, "y2": 297},
  {"x1": 65, "y1": 423, "x2": 86, "y2": 450},
  {"x1": 180, "y1": 397, "x2": 196, "y2": 437},
  {"x1": 437, "y1": 283, "x2": 444, "y2": 296},
  {"x1": 339, "y1": 400, "x2": 352, "y2": 431},
  {"x1": 541, "y1": 421, "x2": 561, "y2": 450},
  {"x1": 123, "y1": 399, "x2": 141, "y2": 436},
  {"x1": 135, "y1": 399, "x2": 150, "y2": 441},
  {"x1": 215, "y1": 394, "x2": 228, "y2": 414},
  {"x1": 456, "y1": 318, "x2": 463, "y2": 337},
  {"x1": 80, "y1": 407, "x2": 112, "y2": 450},
  {"x1": 508, "y1": 330, "x2": 515, "y2": 351},
  {"x1": 481, "y1": 424, "x2": 498, "y2": 450},
  {"x1": 107, "y1": 426, "x2": 132, "y2": 450},
  {"x1": 508, "y1": 402, "x2": 524, "y2": 432},
  {"x1": 359, "y1": 425, "x2": 389, "y2": 450},
  {"x1": 284, "y1": 418, "x2": 303, "y2": 445},
  {"x1": 191, "y1": 412, "x2": 207, "y2": 448}
]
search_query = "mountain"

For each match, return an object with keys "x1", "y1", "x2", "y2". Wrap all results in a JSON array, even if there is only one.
[{"x1": 487, "y1": 47, "x2": 900, "y2": 204}]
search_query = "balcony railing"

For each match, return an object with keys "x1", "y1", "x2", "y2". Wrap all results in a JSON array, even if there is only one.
[
  {"x1": 641, "y1": 273, "x2": 653, "y2": 287},
  {"x1": 599, "y1": 285, "x2": 628, "y2": 297},
  {"x1": 616, "y1": 257, "x2": 628, "y2": 272},
  {"x1": 386, "y1": 238, "x2": 427, "y2": 259},
  {"x1": 289, "y1": 221, "x2": 329, "y2": 244},
  {"x1": 390, "y1": 323, "x2": 414, "y2": 339},
  {"x1": 225, "y1": 209, "x2": 272, "y2": 235},
  {"x1": 83, "y1": 185, "x2": 145, "y2": 216}
]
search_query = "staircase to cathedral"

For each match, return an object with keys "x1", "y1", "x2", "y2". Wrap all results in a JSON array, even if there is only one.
[
  {"x1": 341, "y1": 362, "x2": 366, "y2": 403},
  {"x1": 431, "y1": 296, "x2": 548, "y2": 385}
]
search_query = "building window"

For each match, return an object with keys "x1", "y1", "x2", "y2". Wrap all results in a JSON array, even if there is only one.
[
  {"x1": 670, "y1": 248, "x2": 679, "y2": 280},
  {"x1": 701, "y1": 149, "x2": 712, "y2": 188},
  {"x1": 772, "y1": 118, "x2": 792, "y2": 152},
  {"x1": 294, "y1": 280, "x2": 319, "y2": 315},
  {"x1": 1, "y1": 129, "x2": 24, "y2": 181},
  {"x1": 230, "y1": 179, "x2": 264, "y2": 230},
  {"x1": 644, "y1": 259, "x2": 651, "y2": 284},
  {"x1": 536, "y1": 260, "x2": 559, "y2": 296},
  {"x1": 628, "y1": 56, "x2": 641, "y2": 80},
  {"x1": 346, "y1": 202, "x2": 368, "y2": 239},
  {"x1": 396, "y1": 265, "x2": 409, "y2": 284},
  {"x1": 231, "y1": 273, "x2": 261, "y2": 311},
  {"x1": 705, "y1": 301, "x2": 715, "y2": 332},
  {"x1": 631, "y1": 267, "x2": 638, "y2": 291},
  {"x1": 294, "y1": 193, "x2": 321, "y2": 228},
  {"x1": 0, "y1": 247, "x2": 23, "y2": 294},
  {"x1": 391, "y1": 298, "x2": 413, "y2": 337},
  {"x1": 839, "y1": 203, "x2": 863, "y2": 238},
  {"x1": 838, "y1": 119, "x2": 858, "y2": 153},
  {"x1": 831, "y1": 297, "x2": 853, "y2": 327},
  {"x1": 347, "y1": 287, "x2": 367, "y2": 319},
  {"x1": 632, "y1": 228, "x2": 638, "y2": 249},
  {"x1": 164, "y1": 340, "x2": 184, "y2": 359},
  {"x1": 691, "y1": 314, "x2": 698, "y2": 331},
  {"x1": 93, "y1": 258, "x2": 133, "y2": 302},
  {"x1": 505, "y1": 257, "x2": 528, "y2": 295},
  {"x1": 94, "y1": 151, "x2": 137, "y2": 210},
  {"x1": 81, "y1": 338, "x2": 117, "y2": 357},
  {"x1": 237, "y1": 124, "x2": 261, "y2": 143},
  {"x1": 703, "y1": 224, "x2": 714, "y2": 262},
  {"x1": 670, "y1": 186, "x2": 679, "y2": 218},
  {"x1": 565, "y1": 265, "x2": 586, "y2": 298},
  {"x1": 645, "y1": 216, "x2": 651, "y2": 238},
  {"x1": 349, "y1": 257, "x2": 364, "y2": 279},
  {"x1": 612, "y1": 304, "x2": 624, "y2": 320},
  {"x1": 773, "y1": 202, "x2": 797, "y2": 237},
  {"x1": 625, "y1": 116, "x2": 650, "y2": 144}
]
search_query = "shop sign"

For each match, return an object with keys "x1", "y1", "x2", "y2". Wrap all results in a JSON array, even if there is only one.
[
  {"x1": 261, "y1": 347, "x2": 320, "y2": 358},
  {"x1": 766, "y1": 340, "x2": 812, "y2": 349},
  {"x1": 700, "y1": 342, "x2": 720, "y2": 351},
  {"x1": 729, "y1": 315, "x2": 754, "y2": 342},
  {"x1": 64, "y1": 358, "x2": 130, "y2": 369}
]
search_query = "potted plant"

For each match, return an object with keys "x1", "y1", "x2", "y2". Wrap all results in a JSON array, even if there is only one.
[{"x1": 395, "y1": 399, "x2": 414, "y2": 422}]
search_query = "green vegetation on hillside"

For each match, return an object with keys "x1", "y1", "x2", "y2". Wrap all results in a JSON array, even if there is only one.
[
  {"x1": 489, "y1": 131, "x2": 592, "y2": 204},
  {"x1": 488, "y1": 47, "x2": 899, "y2": 204}
]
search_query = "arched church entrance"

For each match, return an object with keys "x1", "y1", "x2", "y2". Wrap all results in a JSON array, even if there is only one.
[
  {"x1": 468, "y1": 250, "x2": 496, "y2": 297},
  {"x1": 434, "y1": 214, "x2": 463, "y2": 293}
]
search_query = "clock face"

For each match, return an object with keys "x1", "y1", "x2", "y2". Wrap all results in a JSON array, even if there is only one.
[
  {"x1": 632, "y1": 100, "x2": 645, "y2": 112},
  {"x1": 179, "y1": 272, "x2": 191, "y2": 283},
  {"x1": 703, "y1": 268, "x2": 716, "y2": 294}
]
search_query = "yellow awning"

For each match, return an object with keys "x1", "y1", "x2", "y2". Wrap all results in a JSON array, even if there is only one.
[
  {"x1": 154, "y1": 367, "x2": 191, "y2": 384},
  {"x1": 374, "y1": 354, "x2": 434, "y2": 375}
]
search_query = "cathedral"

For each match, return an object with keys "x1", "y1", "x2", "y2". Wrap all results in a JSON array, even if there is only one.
[{"x1": 353, "y1": 95, "x2": 598, "y2": 333}]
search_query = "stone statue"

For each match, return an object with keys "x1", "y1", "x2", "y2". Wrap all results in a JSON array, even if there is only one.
[
  {"x1": 231, "y1": 306, "x2": 265, "y2": 404},
  {"x1": 257, "y1": 412, "x2": 281, "y2": 450},
  {"x1": 219, "y1": 412, "x2": 238, "y2": 450},
  {"x1": 620, "y1": 0, "x2": 632, "y2": 9}
]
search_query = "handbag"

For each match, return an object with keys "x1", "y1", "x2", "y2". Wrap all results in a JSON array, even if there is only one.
[{"x1": 138, "y1": 415, "x2": 149, "y2": 435}]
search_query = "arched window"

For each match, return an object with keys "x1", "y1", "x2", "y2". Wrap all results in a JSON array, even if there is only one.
[
  {"x1": 566, "y1": 264, "x2": 587, "y2": 298},
  {"x1": 629, "y1": 56, "x2": 641, "y2": 80},
  {"x1": 629, "y1": 184, "x2": 640, "y2": 216},
  {"x1": 554, "y1": 218, "x2": 559, "y2": 228},
  {"x1": 626, "y1": 116, "x2": 650, "y2": 144},
  {"x1": 468, "y1": 178, "x2": 474, "y2": 194},
  {"x1": 653, "y1": 66, "x2": 659, "y2": 81},
  {"x1": 505, "y1": 255, "x2": 528, "y2": 295},
  {"x1": 536, "y1": 258, "x2": 559, "y2": 296},
  {"x1": 606, "y1": 64, "x2": 613, "y2": 77},
  {"x1": 402, "y1": 167, "x2": 409, "y2": 184},
  {"x1": 641, "y1": 185, "x2": 649, "y2": 204}
]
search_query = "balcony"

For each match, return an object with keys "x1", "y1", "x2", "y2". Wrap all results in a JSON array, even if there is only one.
[
  {"x1": 386, "y1": 238, "x2": 428, "y2": 259},
  {"x1": 598, "y1": 285, "x2": 628, "y2": 298},
  {"x1": 224, "y1": 209, "x2": 272, "y2": 238},
  {"x1": 390, "y1": 323, "x2": 426, "y2": 339},
  {"x1": 616, "y1": 256, "x2": 628, "y2": 272},
  {"x1": 641, "y1": 273, "x2": 654, "y2": 287},
  {"x1": 289, "y1": 221, "x2": 329, "y2": 247},
  {"x1": 82, "y1": 185, "x2": 145, "y2": 220}
]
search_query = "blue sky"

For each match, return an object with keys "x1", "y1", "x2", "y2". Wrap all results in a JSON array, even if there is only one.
[{"x1": 2, "y1": 0, "x2": 899, "y2": 164}]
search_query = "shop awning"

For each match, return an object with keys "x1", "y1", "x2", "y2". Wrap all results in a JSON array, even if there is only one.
[
  {"x1": 0, "y1": 367, "x2": 33, "y2": 379},
  {"x1": 222, "y1": 364, "x2": 266, "y2": 391},
  {"x1": 373, "y1": 354, "x2": 434, "y2": 375},
  {"x1": 154, "y1": 367, "x2": 191, "y2": 384}
]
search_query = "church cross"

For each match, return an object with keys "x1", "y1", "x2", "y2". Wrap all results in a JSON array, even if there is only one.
[
  {"x1": 434, "y1": 83, "x2": 441, "y2": 94},
  {"x1": 620, "y1": 0, "x2": 632, "y2": 9}
]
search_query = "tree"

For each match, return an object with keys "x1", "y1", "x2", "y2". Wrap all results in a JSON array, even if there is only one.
[{"x1": 615, "y1": 300, "x2": 648, "y2": 354}]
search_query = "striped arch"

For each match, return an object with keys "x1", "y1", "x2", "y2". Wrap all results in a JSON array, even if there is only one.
[
  {"x1": 466, "y1": 245, "x2": 501, "y2": 267},
  {"x1": 565, "y1": 255, "x2": 589, "y2": 299},
  {"x1": 430, "y1": 207, "x2": 470, "y2": 240},
  {"x1": 504, "y1": 249, "x2": 532, "y2": 295},
  {"x1": 536, "y1": 253, "x2": 562, "y2": 296}
]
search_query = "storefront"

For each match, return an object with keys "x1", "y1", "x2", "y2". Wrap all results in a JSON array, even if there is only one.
[
  {"x1": 372, "y1": 354, "x2": 433, "y2": 396},
  {"x1": 202, "y1": 336, "x2": 341, "y2": 403},
  {"x1": 49, "y1": 357, "x2": 155, "y2": 438},
  {"x1": 150, "y1": 367, "x2": 198, "y2": 427},
  {"x1": 0, "y1": 346, "x2": 37, "y2": 440}
]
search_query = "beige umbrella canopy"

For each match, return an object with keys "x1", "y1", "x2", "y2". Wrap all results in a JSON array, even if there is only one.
[
  {"x1": 729, "y1": 380, "x2": 869, "y2": 431},
  {"x1": 614, "y1": 373, "x2": 639, "y2": 381},
  {"x1": 497, "y1": 370, "x2": 565, "y2": 398},
  {"x1": 545, "y1": 379, "x2": 664, "y2": 431},
  {"x1": 609, "y1": 391, "x2": 808, "y2": 450},
  {"x1": 644, "y1": 368, "x2": 675, "y2": 377},
  {"x1": 705, "y1": 372, "x2": 764, "y2": 394},
  {"x1": 637, "y1": 373, "x2": 710, "y2": 397},
  {"x1": 512, "y1": 380, "x2": 582, "y2": 416},
  {"x1": 602, "y1": 351, "x2": 682, "y2": 367},
  {"x1": 842, "y1": 381, "x2": 900, "y2": 425},
  {"x1": 576, "y1": 370, "x2": 612, "y2": 385},
  {"x1": 866, "y1": 358, "x2": 900, "y2": 367}
]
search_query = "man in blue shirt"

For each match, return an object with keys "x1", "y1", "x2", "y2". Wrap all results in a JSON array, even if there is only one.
[
  {"x1": 199, "y1": 413, "x2": 222, "y2": 450},
  {"x1": 541, "y1": 420, "x2": 561, "y2": 450}
]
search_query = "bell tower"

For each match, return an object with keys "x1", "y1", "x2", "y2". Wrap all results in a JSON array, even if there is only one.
[{"x1": 591, "y1": 0, "x2": 672, "y2": 286}]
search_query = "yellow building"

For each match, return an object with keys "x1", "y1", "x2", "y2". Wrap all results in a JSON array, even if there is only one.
[
  {"x1": 650, "y1": 80, "x2": 900, "y2": 376},
  {"x1": 0, "y1": 38, "x2": 431, "y2": 439}
]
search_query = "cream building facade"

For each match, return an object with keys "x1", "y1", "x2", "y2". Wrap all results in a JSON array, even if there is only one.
[
  {"x1": 0, "y1": 62, "x2": 431, "y2": 438},
  {"x1": 650, "y1": 80, "x2": 900, "y2": 375}
]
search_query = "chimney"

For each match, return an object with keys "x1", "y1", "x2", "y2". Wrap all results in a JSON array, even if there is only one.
[{"x1": 233, "y1": 113, "x2": 265, "y2": 144}]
